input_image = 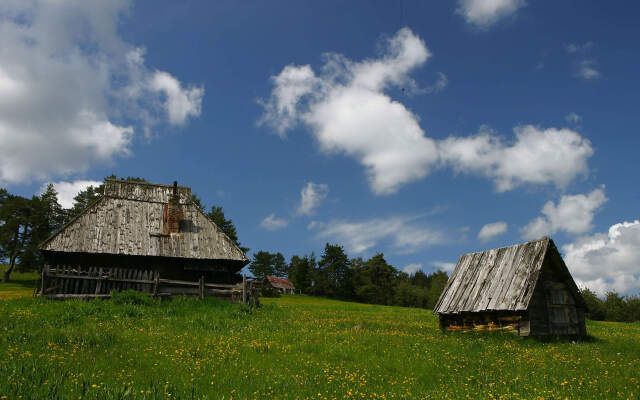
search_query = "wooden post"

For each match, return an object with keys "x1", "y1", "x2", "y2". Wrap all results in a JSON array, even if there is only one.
[
  {"x1": 95, "y1": 267, "x2": 103, "y2": 294},
  {"x1": 39, "y1": 265, "x2": 47, "y2": 296},
  {"x1": 242, "y1": 274, "x2": 247, "y2": 304},
  {"x1": 199, "y1": 275, "x2": 205, "y2": 299},
  {"x1": 153, "y1": 271, "x2": 159, "y2": 298}
]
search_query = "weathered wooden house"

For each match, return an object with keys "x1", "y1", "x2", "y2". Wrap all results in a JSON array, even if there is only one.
[
  {"x1": 265, "y1": 276, "x2": 296, "y2": 294},
  {"x1": 38, "y1": 179, "x2": 255, "y2": 302},
  {"x1": 433, "y1": 237, "x2": 586, "y2": 336}
]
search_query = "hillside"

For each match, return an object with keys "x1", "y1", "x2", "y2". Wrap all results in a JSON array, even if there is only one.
[{"x1": 0, "y1": 291, "x2": 638, "y2": 399}]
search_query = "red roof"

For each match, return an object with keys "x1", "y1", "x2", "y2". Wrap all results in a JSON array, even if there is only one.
[{"x1": 266, "y1": 276, "x2": 295, "y2": 290}]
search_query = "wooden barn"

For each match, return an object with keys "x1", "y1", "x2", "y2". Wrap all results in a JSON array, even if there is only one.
[
  {"x1": 38, "y1": 179, "x2": 257, "y2": 303},
  {"x1": 433, "y1": 237, "x2": 586, "y2": 336},
  {"x1": 265, "y1": 276, "x2": 296, "y2": 294}
]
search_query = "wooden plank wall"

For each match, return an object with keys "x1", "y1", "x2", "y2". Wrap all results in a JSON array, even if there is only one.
[{"x1": 40, "y1": 264, "x2": 259, "y2": 305}]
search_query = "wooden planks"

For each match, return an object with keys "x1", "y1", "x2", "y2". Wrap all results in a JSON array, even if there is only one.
[
  {"x1": 434, "y1": 238, "x2": 551, "y2": 314},
  {"x1": 40, "y1": 265, "x2": 256, "y2": 304},
  {"x1": 41, "y1": 180, "x2": 249, "y2": 265}
]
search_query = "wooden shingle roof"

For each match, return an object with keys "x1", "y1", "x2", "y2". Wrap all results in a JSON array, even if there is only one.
[
  {"x1": 41, "y1": 179, "x2": 249, "y2": 265},
  {"x1": 266, "y1": 276, "x2": 295, "y2": 290},
  {"x1": 433, "y1": 237, "x2": 577, "y2": 314}
]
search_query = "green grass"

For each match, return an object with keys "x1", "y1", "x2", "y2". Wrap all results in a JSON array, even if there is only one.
[
  {"x1": 0, "y1": 293, "x2": 638, "y2": 399},
  {"x1": 0, "y1": 264, "x2": 39, "y2": 299}
]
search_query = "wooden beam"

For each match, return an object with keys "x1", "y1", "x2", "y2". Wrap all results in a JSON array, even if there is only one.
[
  {"x1": 153, "y1": 271, "x2": 159, "y2": 298},
  {"x1": 242, "y1": 274, "x2": 247, "y2": 304}
]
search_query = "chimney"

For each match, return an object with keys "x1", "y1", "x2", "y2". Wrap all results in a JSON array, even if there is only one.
[{"x1": 164, "y1": 180, "x2": 183, "y2": 234}]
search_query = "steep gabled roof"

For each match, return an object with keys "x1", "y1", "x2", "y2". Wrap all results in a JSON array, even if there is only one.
[
  {"x1": 266, "y1": 276, "x2": 295, "y2": 290},
  {"x1": 40, "y1": 179, "x2": 249, "y2": 265},
  {"x1": 434, "y1": 237, "x2": 581, "y2": 314}
]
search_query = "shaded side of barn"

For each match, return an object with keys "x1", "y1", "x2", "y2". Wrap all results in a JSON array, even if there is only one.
[
  {"x1": 433, "y1": 237, "x2": 586, "y2": 336},
  {"x1": 38, "y1": 179, "x2": 256, "y2": 303}
]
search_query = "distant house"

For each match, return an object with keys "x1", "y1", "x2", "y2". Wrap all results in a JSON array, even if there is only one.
[
  {"x1": 265, "y1": 276, "x2": 296, "y2": 294},
  {"x1": 38, "y1": 179, "x2": 253, "y2": 301},
  {"x1": 434, "y1": 237, "x2": 586, "y2": 336}
]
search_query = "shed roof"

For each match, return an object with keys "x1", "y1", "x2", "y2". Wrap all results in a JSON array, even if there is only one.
[
  {"x1": 41, "y1": 179, "x2": 249, "y2": 265},
  {"x1": 266, "y1": 276, "x2": 295, "y2": 290},
  {"x1": 433, "y1": 237, "x2": 580, "y2": 314}
]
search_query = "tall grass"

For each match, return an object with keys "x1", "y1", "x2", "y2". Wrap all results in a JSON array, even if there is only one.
[{"x1": 0, "y1": 293, "x2": 638, "y2": 399}]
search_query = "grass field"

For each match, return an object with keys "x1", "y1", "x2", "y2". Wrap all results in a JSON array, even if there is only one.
[
  {"x1": 1, "y1": 278, "x2": 639, "y2": 399},
  {"x1": 0, "y1": 265, "x2": 39, "y2": 299}
]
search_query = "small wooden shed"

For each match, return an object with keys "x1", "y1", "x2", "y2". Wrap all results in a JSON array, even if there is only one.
[
  {"x1": 265, "y1": 276, "x2": 296, "y2": 294},
  {"x1": 433, "y1": 237, "x2": 586, "y2": 336},
  {"x1": 38, "y1": 179, "x2": 255, "y2": 302}
]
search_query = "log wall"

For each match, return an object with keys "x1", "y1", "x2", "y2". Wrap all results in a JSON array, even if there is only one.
[{"x1": 39, "y1": 264, "x2": 259, "y2": 305}]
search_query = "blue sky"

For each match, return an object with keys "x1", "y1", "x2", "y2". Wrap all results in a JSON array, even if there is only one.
[{"x1": 1, "y1": 0, "x2": 639, "y2": 295}]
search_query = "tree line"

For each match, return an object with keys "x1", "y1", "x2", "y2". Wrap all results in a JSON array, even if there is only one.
[
  {"x1": 249, "y1": 244, "x2": 449, "y2": 309},
  {"x1": 0, "y1": 176, "x2": 244, "y2": 282},
  {"x1": 580, "y1": 288, "x2": 640, "y2": 322},
  {"x1": 3, "y1": 178, "x2": 640, "y2": 321}
]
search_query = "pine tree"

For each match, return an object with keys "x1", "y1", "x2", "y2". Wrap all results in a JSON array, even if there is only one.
[
  {"x1": 272, "y1": 252, "x2": 288, "y2": 277},
  {"x1": 317, "y1": 243, "x2": 354, "y2": 299},
  {"x1": 249, "y1": 251, "x2": 276, "y2": 279}
]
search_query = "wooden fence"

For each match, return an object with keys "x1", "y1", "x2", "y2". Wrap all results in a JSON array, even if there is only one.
[{"x1": 39, "y1": 265, "x2": 259, "y2": 305}]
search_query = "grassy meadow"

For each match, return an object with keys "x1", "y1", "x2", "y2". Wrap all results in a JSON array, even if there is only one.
[
  {"x1": 0, "y1": 265, "x2": 39, "y2": 299},
  {"x1": 1, "y1": 273, "x2": 639, "y2": 399}
]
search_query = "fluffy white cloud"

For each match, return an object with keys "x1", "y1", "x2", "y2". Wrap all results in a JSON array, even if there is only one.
[
  {"x1": 563, "y1": 220, "x2": 640, "y2": 295},
  {"x1": 521, "y1": 187, "x2": 607, "y2": 239},
  {"x1": 432, "y1": 261, "x2": 456, "y2": 273},
  {"x1": 456, "y1": 0, "x2": 526, "y2": 28},
  {"x1": 439, "y1": 125, "x2": 594, "y2": 192},
  {"x1": 0, "y1": 1, "x2": 203, "y2": 184},
  {"x1": 42, "y1": 180, "x2": 103, "y2": 208},
  {"x1": 297, "y1": 182, "x2": 329, "y2": 216},
  {"x1": 261, "y1": 29, "x2": 595, "y2": 195},
  {"x1": 478, "y1": 221, "x2": 508, "y2": 241},
  {"x1": 402, "y1": 263, "x2": 423, "y2": 275},
  {"x1": 150, "y1": 71, "x2": 203, "y2": 126},
  {"x1": 565, "y1": 112, "x2": 582, "y2": 124},
  {"x1": 316, "y1": 215, "x2": 443, "y2": 254},
  {"x1": 260, "y1": 28, "x2": 440, "y2": 195},
  {"x1": 260, "y1": 213, "x2": 289, "y2": 231}
]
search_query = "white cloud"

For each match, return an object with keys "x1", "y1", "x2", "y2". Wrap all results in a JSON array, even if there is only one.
[
  {"x1": 307, "y1": 220, "x2": 325, "y2": 230},
  {"x1": 402, "y1": 263, "x2": 423, "y2": 275},
  {"x1": 432, "y1": 261, "x2": 456, "y2": 273},
  {"x1": 42, "y1": 180, "x2": 103, "y2": 208},
  {"x1": 577, "y1": 60, "x2": 600, "y2": 80},
  {"x1": 316, "y1": 215, "x2": 443, "y2": 254},
  {"x1": 456, "y1": 0, "x2": 526, "y2": 28},
  {"x1": 258, "y1": 64, "x2": 319, "y2": 136},
  {"x1": 478, "y1": 221, "x2": 508, "y2": 241},
  {"x1": 521, "y1": 187, "x2": 607, "y2": 239},
  {"x1": 260, "y1": 213, "x2": 289, "y2": 231},
  {"x1": 423, "y1": 72, "x2": 448, "y2": 94},
  {"x1": 261, "y1": 29, "x2": 594, "y2": 195},
  {"x1": 565, "y1": 112, "x2": 582, "y2": 124},
  {"x1": 439, "y1": 125, "x2": 594, "y2": 192},
  {"x1": 260, "y1": 28, "x2": 439, "y2": 195},
  {"x1": 566, "y1": 42, "x2": 593, "y2": 54},
  {"x1": 297, "y1": 182, "x2": 329, "y2": 216},
  {"x1": 0, "y1": 1, "x2": 203, "y2": 184},
  {"x1": 563, "y1": 220, "x2": 640, "y2": 295},
  {"x1": 150, "y1": 71, "x2": 203, "y2": 126}
]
